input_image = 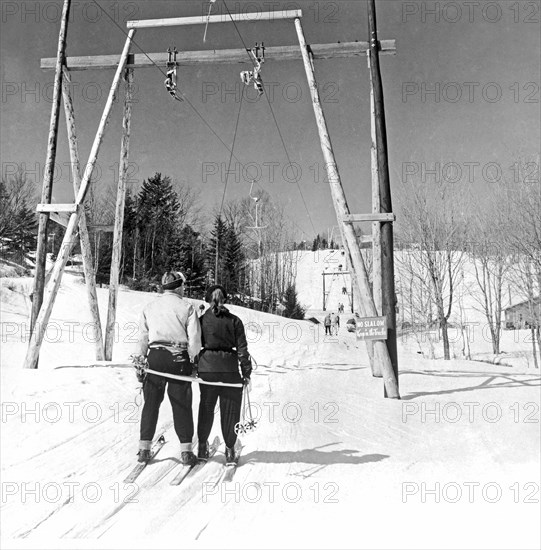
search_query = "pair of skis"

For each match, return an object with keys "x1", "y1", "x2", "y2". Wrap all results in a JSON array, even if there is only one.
[
  {"x1": 123, "y1": 434, "x2": 241, "y2": 485},
  {"x1": 170, "y1": 436, "x2": 242, "y2": 486},
  {"x1": 169, "y1": 436, "x2": 221, "y2": 485}
]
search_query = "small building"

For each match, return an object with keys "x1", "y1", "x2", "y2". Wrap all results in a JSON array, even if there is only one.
[{"x1": 504, "y1": 297, "x2": 541, "y2": 329}]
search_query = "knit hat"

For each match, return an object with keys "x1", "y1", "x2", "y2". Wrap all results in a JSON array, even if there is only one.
[
  {"x1": 161, "y1": 271, "x2": 186, "y2": 291},
  {"x1": 205, "y1": 284, "x2": 228, "y2": 303}
]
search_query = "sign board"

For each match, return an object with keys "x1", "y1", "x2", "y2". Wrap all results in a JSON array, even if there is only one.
[{"x1": 356, "y1": 316, "x2": 387, "y2": 341}]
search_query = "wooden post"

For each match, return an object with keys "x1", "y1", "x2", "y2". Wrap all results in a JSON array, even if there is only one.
[
  {"x1": 23, "y1": 29, "x2": 137, "y2": 369},
  {"x1": 30, "y1": 0, "x2": 71, "y2": 349},
  {"x1": 105, "y1": 69, "x2": 135, "y2": 361},
  {"x1": 368, "y1": 49, "x2": 382, "y2": 378},
  {"x1": 62, "y1": 67, "x2": 105, "y2": 361},
  {"x1": 367, "y1": 0, "x2": 399, "y2": 390},
  {"x1": 322, "y1": 273, "x2": 326, "y2": 311},
  {"x1": 295, "y1": 17, "x2": 398, "y2": 398}
]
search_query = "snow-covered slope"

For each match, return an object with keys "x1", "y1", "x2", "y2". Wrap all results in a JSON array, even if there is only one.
[
  {"x1": 0, "y1": 274, "x2": 539, "y2": 549},
  {"x1": 292, "y1": 249, "x2": 353, "y2": 314}
]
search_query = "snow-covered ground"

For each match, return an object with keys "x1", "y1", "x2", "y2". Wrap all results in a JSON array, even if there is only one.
[{"x1": 1, "y1": 271, "x2": 539, "y2": 549}]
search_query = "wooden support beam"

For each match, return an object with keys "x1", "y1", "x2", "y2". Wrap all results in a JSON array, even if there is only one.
[
  {"x1": 368, "y1": 49, "x2": 382, "y2": 379},
  {"x1": 89, "y1": 224, "x2": 114, "y2": 233},
  {"x1": 295, "y1": 16, "x2": 399, "y2": 398},
  {"x1": 37, "y1": 203, "x2": 78, "y2": 213},
  {"x1": 322, "y1": 270, "x2": 326, "y2": 310},
  {"x1": 105, "y1": 68, "x2": 134, "y2": 361},
  {"x1": 24, "y1": 29, "x2": 137, "y2": 370},
  {"x1": 368, "y1": 0, "x2": 399, "y2": 394},
  {"x1": 41, "y1": 40, "x2": 396, "y2": 71},
  {"x1": 127, "y1": 9, "x2": 302, "y2": 29},
  {"x1": 360, "y1": 234, "x2": 373, "y2": 245},
  {"x1": 48, "y1": 214, "x2": 114, "y2": 234},
  {"x1": 49, "y1": 212, "x2": 70, "y2": 228},
  {"x1": 343, "y1": 213, "x2": 395, "y2": 223},
  {"x1": 322, "y1": 271, "x2": 352, "y2": 276},
  {"x1": 62, "y1": 66, "x2": 105, "y2": 362},
  {"x1": 30, "y1": 0, "x2": 71, "y2": 353}
]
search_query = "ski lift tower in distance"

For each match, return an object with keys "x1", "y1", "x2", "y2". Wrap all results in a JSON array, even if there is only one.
[{"x1": 246, "y1": 180, "x2": 266, "y2": 257}]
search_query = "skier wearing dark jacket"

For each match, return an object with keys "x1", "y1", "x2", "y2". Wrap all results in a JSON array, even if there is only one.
[{"x1": 196, "y1": 285, "x2": 252, "y2": 464}]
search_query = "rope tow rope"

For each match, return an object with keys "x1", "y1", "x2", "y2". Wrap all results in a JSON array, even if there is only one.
[
  {"x1": 89, "y1": 0, "x2": 316, "y2": 239},
  {"x1": 220, "y1": 0, "x2": 317, "y2": 234}
]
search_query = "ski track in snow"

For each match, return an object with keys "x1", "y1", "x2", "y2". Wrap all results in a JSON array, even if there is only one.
[{"x1": 1, "y1": 260, "x2": 540, "y2": 549}]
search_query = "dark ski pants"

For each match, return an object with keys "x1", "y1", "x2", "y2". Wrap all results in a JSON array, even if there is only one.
[
  {"x1": 325, "y1": 325, "x2": 331, "y2": 335},
  {"x1": 197, "y1": 384, "x2": 243, "y2": 449},
  {"x1": 140, "y1": 349, "x2": 194, "y2": 445}
]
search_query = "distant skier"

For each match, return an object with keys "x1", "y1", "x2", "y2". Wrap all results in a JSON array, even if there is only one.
[
  {"x1": 196, "y1": 285, "x2": 252, "y2": 465},
  {"x1": 324, "y1": 313, "x2": 332, "y2": 335},
  {"x1": 135, "y1": 271, "x2": 202, "y2": 465}
]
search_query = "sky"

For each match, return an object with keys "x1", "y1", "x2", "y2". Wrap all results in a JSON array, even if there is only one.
[{"x1": 1, "y1": 0, "x2": 540, "y2": 239}]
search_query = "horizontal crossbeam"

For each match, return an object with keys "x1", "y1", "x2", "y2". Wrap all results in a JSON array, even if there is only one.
[
  {"x1": 37, "y1": 203, "x2": 77, "y2": 213},
  {"x1": 322, "y1": 271, "x2": 351, "y2": 276},
  {"x1": 127, "y1": 9, "x2": 302, "y2": 29},
  {"x1": 343, "y1": 213, "x2": 395, "y2": 223},
  {"x1": 41, "y1": 41, "x2": 396, "y2": 71},
  {"x1": 49, "y1": 213, "x2": 113, "y2": 233},
  {"x1": 49, "y1": 212, "x2": 71, "y2": 227}
]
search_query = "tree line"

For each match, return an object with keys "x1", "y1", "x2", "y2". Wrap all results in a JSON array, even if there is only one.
[
  {"x1": 395, "y1": 157, "x2": 540, "y2": 365},
  {"x1": 1, "y1": 159, "x2": 539, "y2": 345}
]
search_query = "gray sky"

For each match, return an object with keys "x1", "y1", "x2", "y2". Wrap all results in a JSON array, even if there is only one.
[{"x1": 1, "y1": 0, "x2": 540, "y2": 238}]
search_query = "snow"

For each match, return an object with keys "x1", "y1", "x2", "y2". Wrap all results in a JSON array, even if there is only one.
[{"x1": 0, "y1": 268, "x2": 540, "y2": 549}]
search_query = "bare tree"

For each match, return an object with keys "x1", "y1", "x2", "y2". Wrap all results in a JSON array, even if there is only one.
[
  {"x1": 396, "y1": 178, "x2": 468, "y2": 360},
  {"x1": 223, "y1": 191, "x2": 299, "y2": 312},
  {"x1": 84, "y1": 179, "x2": 116, "y2": 275},
  {"x1": 172, "y1": 180, "x2": 202, "y2": 230},
  {"x1": 468, "y1": 182, "x2": 512, "y2": 355},
  {"x1": 505, "y1": 158, "x2": 541, "y2": 366}
]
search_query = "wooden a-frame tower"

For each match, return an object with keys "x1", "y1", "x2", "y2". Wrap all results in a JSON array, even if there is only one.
[{"x1": 26, "y1": 0, "x2": 400, "y2": 399}]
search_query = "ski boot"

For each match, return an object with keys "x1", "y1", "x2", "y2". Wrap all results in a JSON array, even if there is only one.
[
  {"x1": 181, "y1": 451, "x2": 198, "y2": 467},
  {"x1": 198, "y1": 441, "x2": 210, "y2": 460},
  {"x1": 137, "y1": 449, "x2": 152, "y2": 463},
  {"x1": 225, "y1": 446, "x2": 238, "y2": 465}
]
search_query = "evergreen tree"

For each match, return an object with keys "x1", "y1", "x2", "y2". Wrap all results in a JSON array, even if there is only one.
[
  {"x1": 223, "y1": 224, "x2": 244, "y2": 293},
  {"x1": 0, "y1": 174, "x2": 37, "y2": 265},
  {"x1": 169, "y1": 225, "x2": 206, "y2": 298},
  {"x1": 95, "y1": 234, "x2": 113, "y2": 285},
  {"x1": 207, "y1": 215, "x2": 228, "y2": 285},
  {"x1": 121, "y1": 191, "x2": 139, "y2": 280},
  {"x1": 283, "y1": 283, "x2": 305, "y2": 320},
  {"x1": 137, "y1": 173, "x2": 180, "y2": 275},
  {"x1": 206, "y1": 215, "x2": 245, "y2": 293}
]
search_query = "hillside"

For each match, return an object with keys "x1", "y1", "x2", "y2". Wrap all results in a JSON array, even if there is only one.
[{"x1": 0, "y1": 272, "x2": 539, "y2": 549}]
